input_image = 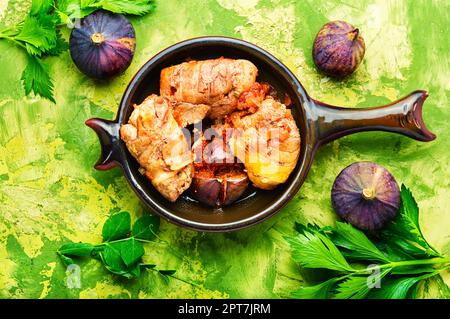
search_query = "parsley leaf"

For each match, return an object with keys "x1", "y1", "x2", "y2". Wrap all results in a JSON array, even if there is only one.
[
  {"x1": 159, "y1": 270, "x2": 176, "y2": 276},
  {"x1": 58, "y1": 242, "x2": 95, "y2": 257},
  {"x1": 100, "y1": 242, "x2": 134, "y2": 278},
  {"x1": 382, "y1": 185, "x2": 440, "y2": 257},
  {"x1": 102, "y1": 211, "x2": 131, "y2": 241},
  {"x1": 57, "y1": 0, "x2": 156, "y2": 18},
  {"x1": 58, "y1": 211, "x2": 175, "y2": 280},
  {"x1": 31, "y1": 0, "x2": 55, "y2": 16},
  {"x1": 368, "y1": 276, "x2": 422, "y2": 299},
  {"x1": 120, "y1": 237, "x2": 145, "y2": 267},
  {"x1": 285, "y1": 228, "x2": 353, "y2": 272},
  {"x1": 334, "y1": 269, "x2": 391, "y2": 299},
  {"x1": 84, "y1": 0, "x2": 156, "y2": 16},
  {"x1": 56, "y1": 0, "x2": 97, "y2": 20},
  {"x1": 330, "y1": 222, "x2": 391, "y2": 263},
  {"x1": 21, "y1": 55, "x2": 56, "y2": 103},
  {"x1": 158, "y1": 269, "x2": 177, "y2": 284},
  {"x1": 59, "y1": 254, "x2": 75, "y2": 267},
  {"x1": 1, "y1": 0, "x2": 60, "y2": 102},
  {"x1": 47, "y1": 33, "x2": 69, "y2": 56},
  {"x1": 291, "y1": 278, "x2": 338, "y2": 299},
  {"x1": 132, "y1": 214, "x2": 160, "y2": 240},
  {"x1": 16, "y1": 15, "x2": 58, "y2": 56}
]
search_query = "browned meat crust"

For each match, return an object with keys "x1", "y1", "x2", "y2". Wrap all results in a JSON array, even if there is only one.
[
  {"x1": 171, "y1": 102, "x2": 210, "y2": 127},
  {"x1": 160, "y1": 58, "x2": 258, "y2": 119},
  {"x1": 120, "y1": 95, "x2": 194, "y2": 202}
]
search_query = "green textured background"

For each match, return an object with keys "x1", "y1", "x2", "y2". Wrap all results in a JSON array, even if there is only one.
[{"x1": 0, "y1": 0, "x2": 449, "y2": 299}]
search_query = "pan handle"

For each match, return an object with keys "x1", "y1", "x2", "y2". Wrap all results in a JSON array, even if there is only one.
[
  {"x1": 310, "y1": 90, "x2": 436, "y2": 145},
  {"x1": 85, "y1": 118, "x2": 122, "y2": 170}
]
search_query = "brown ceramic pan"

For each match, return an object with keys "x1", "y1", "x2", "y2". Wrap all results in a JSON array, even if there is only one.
[{"x1": 86, "y1": 37, "x2": 436, "y2": 232}]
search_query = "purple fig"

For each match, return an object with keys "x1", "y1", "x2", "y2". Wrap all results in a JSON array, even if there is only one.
[
  {"x1": 331, "y1": 162, "x2": 400, "y2": 230},
  {"x1": 191, "y1": 127, "x2": 249, "y2": 206},
  {"x1": 313, "y1": 21, "x2": 365, "y2": 78},
  {"x1": 69, "y1": 10, "x2": 136, "y2": 79},
  {"x1": 191, "y1": 170, "x2": 221, "y2": 207},
  {"x1": 191, "y1": 167, "x2": 249, "y2": 207}
]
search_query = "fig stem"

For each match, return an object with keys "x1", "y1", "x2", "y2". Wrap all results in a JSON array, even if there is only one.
[
  {"x1": 362, "y1": 188, "x2": 376, "y2": 200},
  {"x1": 349, "y1": 28, "x2": 359, "y2": 41},
  {"x1": 91, "y1": 32, "x2": 105, "y2": 45}
]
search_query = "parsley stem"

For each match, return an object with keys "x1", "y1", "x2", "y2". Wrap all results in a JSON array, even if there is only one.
[
  {"x1": 96, "y1": 238, "x2": 129, "y2": 246},
  {"x1": 167, "y1": 274, "x2": 202, "y2": 288},
  {"x1": 96, "y1": 237, "x2": 185, "y2": 259},
  {"x1": 98, "y1": 236, "x2": 174, "y2": 247},
  {"x1": 356, "y1": 256, "x2": 450, "y2": 274},
  {"x1": 145, "y1": 267, "x2": 202, "y2": 288},
  {"x1": 0, "y1": 35, "x2": 27, "y2": 50},
  {"x1": 420, "y1": 266, "x2": 450, "y2": 279},
  {"x1": 389, "y1": 256, "x2": 450, "y2": 268},
  {"x1": 0, "y1": 26, "x2": 16, "y2": 37},
  {"x1": 96, "y1": 236, "x2": 158, "y2": 245}
]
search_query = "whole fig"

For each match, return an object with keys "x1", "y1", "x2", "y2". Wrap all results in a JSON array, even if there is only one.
[
  {"x1": 331, "y1": 162, "x2": 400, "y2": 230},
  {"x1": 313, "y1": 21, "x2": 365, "y2": 78},
  {"x1": 70, "y1": 10, "x2": 136, "y2": 79}
]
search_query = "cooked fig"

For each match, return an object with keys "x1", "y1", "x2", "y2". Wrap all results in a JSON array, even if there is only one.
[
  {"x1": 331, "y1": 162, "x2": 400, "y2": 230},
  {"x1": 313, "y1": 21, "x2": 365, "y2": 78},
  {"x1": 193, "y1": 125, "x2": 236, "y2": 165},
  {"x1": 190, "y1": 127, "x2": 249, "y2": 206},
  {"x1": 191, "y1": 167, "x2": 249, "y2": 207}
]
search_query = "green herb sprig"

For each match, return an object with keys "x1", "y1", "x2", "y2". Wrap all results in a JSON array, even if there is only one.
[
  {"x1": 286, "y1": 185, "x2": 450, "y2": 299},
  {"x1": 58, "y1": 211, "x2": 176, "y2": 280},
  {"x1": 0, "y1": 0, "x2": 155, "y2": 103}
]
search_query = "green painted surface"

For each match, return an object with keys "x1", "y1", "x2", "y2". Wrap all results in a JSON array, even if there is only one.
[{"x1": 0, "y1": 0, "x2": 449, "y2": 298}]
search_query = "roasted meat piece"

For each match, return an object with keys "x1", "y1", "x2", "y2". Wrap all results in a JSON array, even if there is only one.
[
  {"x1": 171, "y1": 102, "x2": 209, "y2": 127},
  {"x1": 228, "y1": 97, "x2": 301, "y2": 190},
  {"x1": 160, "y1": 58, "x2": 258, "y2": 119},
  {"x1": 120, "y1": 95, "x2": 194, "y2": 202}
]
